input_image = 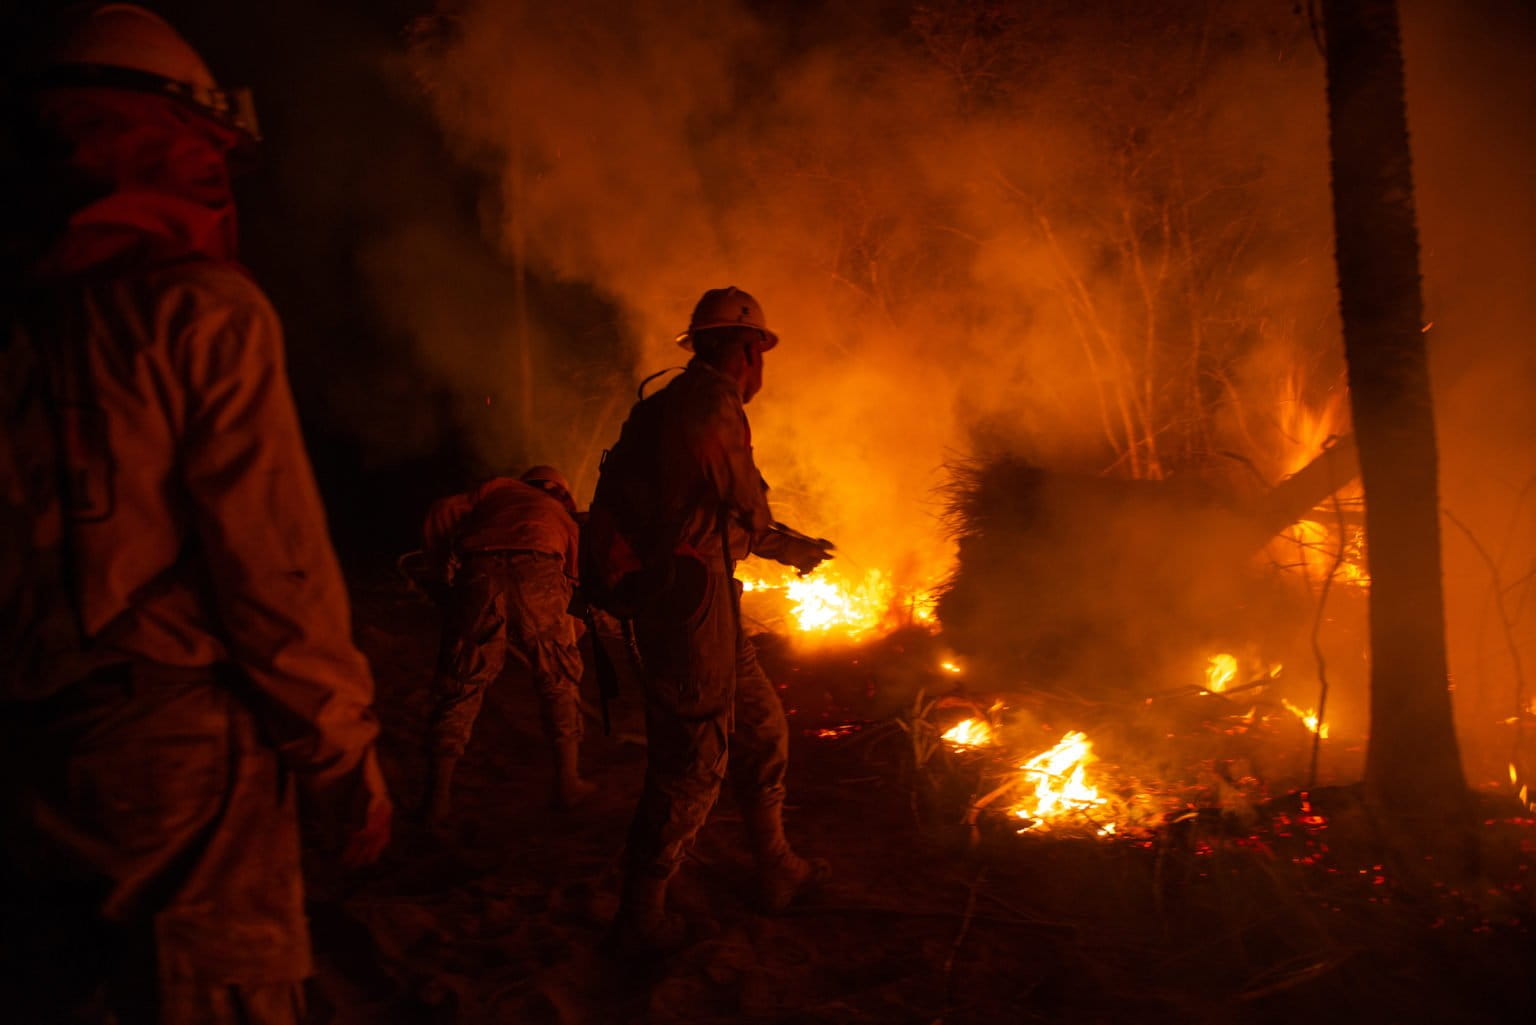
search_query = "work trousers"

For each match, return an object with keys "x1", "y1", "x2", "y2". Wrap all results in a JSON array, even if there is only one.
[
  {"x1": 624, "y1": 567, "x2": 790, "y2": 879},
  {"x1": 1, "y1": 662, "x2": 309, "y2": 1025},
  {"x1": 429, "y1": 550, "x2": 584, "y2": 757}
]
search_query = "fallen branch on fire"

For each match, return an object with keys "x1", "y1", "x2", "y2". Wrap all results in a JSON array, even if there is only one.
[
  {"x1": 1146, "y1": 674, "x2": 1272, "y2": 702},
  {"x1": 937, "y1": 439, "x2": 1361, "y2": 693}
]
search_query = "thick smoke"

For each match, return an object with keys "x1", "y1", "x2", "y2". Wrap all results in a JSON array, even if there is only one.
[
  {"x1": 407, "y1": 0, "x2": 1342, "y2": 584},
  {"x1": 1405, "y1": 0, "x2": 1536, "y2": 772},
  {"x1": 399, "y1": 0, "x2": 1530, "y2": 774}
]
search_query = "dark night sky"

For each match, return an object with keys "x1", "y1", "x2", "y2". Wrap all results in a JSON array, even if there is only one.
[
  {"x1": 157, "y1": 0, "x2": 553, "y2": 557},
  {"x1": 6, "y1": 0, "x2": 613, "y2": 558}
]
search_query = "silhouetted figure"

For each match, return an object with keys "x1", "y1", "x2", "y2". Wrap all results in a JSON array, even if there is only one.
[
  {"x1": 1, "y1": 7, "x2": 391, "y2": 1023},
  {"x1": 421, "y1": 465, "x2": 595, "y2": 820},
  {"x1": 585, "y1": 287, "x2": 833, "y2": 953}
]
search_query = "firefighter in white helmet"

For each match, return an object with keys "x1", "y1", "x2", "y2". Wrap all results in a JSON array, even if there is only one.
[
  {"x1": 419, "y1": 464, "x2": 596, "y2": 822},
  {"x1": 0, "y1": 6, "x2": 389, "y2": 1023},
  {"x1": 584, "y1": 286, "x2": 833, "y2": 954}
]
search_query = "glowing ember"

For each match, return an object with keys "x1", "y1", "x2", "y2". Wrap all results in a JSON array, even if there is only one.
[
  {"x1": 940, "y1": 660, "x2": 962, "y2": 675},
  {"x1": 1281, "y1": 699, "x2": 1330, "y2": 739},
  {"x1": 1511, "y1": 764, "x2": 1534, "y2": 812},
  {"x1": 942, "y1": 717, "x2": 994, "y2": 748},
  {"x1": 1010, "y1": 731, "x2": 1111, "y2": 833},
  {"x1": 1205, "y1": 653, "x2": 1238, "y2": 693}
]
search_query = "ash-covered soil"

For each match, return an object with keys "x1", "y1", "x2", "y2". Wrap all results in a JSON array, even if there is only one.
[{"x1": 302, "y1": 571, "x2": 1536, "y2": 1025}]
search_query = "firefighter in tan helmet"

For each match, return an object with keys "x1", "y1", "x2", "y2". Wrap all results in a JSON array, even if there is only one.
[
  {"x1": 0, "y1": 6, "x2": 389, "y2": 1022},
  {"x1": 584, "y1": 286, "x2": 834, "y2": 953},
  {"x1": 419, "y1": 463, "x2": 596, "y2": 823}
]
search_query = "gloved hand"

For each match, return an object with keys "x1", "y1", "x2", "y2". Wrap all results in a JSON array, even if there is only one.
[
  {"x1": 784, "y1": 535, "x2": 834, "y2": 576},
  {"x1": 752, "y1": 522, "x2": 836, "y2": 575},
  {"x1": 333, "y1": 749, "x2": 394, "y2": 868},
  {"x1": 341, "y1": 793, "x2": 393, "y2": 868}
]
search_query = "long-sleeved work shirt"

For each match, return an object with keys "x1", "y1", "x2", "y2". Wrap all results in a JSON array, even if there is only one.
[
  {"x1": 8, "y1": 259, "x2": 381, "y2": 809},
  {"x1": 422, "y1": 478, "x2": 579, "y2": 578},
  {"x1": 596, "y1": 360, "x2": 799, "y2": 570}
]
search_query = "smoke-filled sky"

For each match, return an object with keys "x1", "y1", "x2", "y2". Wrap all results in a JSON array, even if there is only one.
[
  {"x1": 7, "y1": 0, "x2": 1533, "y2": 768},
  {"x1": 402, "y1": 0, "x2": 1347, "y2": 585},
  {"x1": 396, "y1": 0, "x2": 1531, "y2": 762}
]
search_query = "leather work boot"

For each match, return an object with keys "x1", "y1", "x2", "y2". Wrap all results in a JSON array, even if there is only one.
[
  {"x1": 552, "y1": 737, "x2": 598, "y2": 810},
  {"x1": 743, "y1": 803, "x2": 830, "y2": 913},
  {"x1": 423, "y1": 754, "x2": 458, "y2": 829},
  {"x1": 756, "y1": 850, "x2": 831, "y2": 913},
  {"x1": 609, "y1": 874, "x2": 689, "y2": 957}
]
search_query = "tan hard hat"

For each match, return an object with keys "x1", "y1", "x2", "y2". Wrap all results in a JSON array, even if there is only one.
[
  {"x1": 520, "y1": 465, "x2": 572, "y2": 498},
  {"x1": 27, "y1": 3, "x2": 260, "y2": 143},
  {"x1": 676, "y1": 286, "x2": 779, "y2": 351}
]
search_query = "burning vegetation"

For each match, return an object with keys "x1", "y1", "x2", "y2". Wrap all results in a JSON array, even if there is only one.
[
  {"x1": 740, "y1": 564, "x2": 938, "y2": 642},
  {"x1": 3, "y1": 0, "x2": 1534, "y2": 1019},
  {"x1": 298, "y1": 0, "x2": 1536, "y2": 1018}
]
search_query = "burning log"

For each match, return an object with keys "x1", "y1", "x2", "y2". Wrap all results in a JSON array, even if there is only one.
[{"x1": 937, "y1": 440, "x2": 1359, "y2": 694}]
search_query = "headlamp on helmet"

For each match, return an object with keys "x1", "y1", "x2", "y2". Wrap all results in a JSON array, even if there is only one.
[{"x1": 20, "y1": 4, "x2": 260, "y2": 145}]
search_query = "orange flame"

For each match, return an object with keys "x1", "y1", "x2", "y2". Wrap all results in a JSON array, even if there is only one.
[
  {"x1": 1269, "y1": 372, "x2": 1369, "y2": 589},
  {"x1": 1511, "y1": 764, "x2": 1534, "y2": 813},
  {"x1": 1276, "y1": 373, "x2": 1349, "y2": 479},
  {"x1": 1205, "y1": 653, "x2": 1238, "y2": 693},
  {"x1": 1010, "y1": 731, "x2": 1112, "y2": 834},
  {"x1": 739, "y1": 564, "x2": 938, "y2": 642},
  {"x1": 1277, "y1": 519, "x2": 1370, "y2": 589},
  {"x1": 943, "y1": 717, "x2": 995, "y2": 748},
  {"x1": 1281, "y1": 699, "x2": 1330, "y2": 739}
]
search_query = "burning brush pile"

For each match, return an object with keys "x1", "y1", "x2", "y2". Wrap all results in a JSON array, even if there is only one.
[
  {"x1": 739, "y1": 436, "x2": 1530, "y2": 871},
  {"x1": 742, "y1": 438, "x2": 1380, "y2": 849},
  {"x1": 742, "y1": 573, "x2": 1354, "y2": 852},
  {"x1": 798, "y1": 650, "x2": 1351, "y2": 847}
]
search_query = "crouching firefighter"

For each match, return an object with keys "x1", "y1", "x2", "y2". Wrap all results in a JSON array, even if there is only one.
[
  {"x1": 583, "y1": 286, "x2": 835, "y2": 954},
  {"x1": 422, "y1": 465, "x2": 596, "y2": 822}
]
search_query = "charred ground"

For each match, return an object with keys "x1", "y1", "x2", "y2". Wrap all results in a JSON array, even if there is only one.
[{"x1": 301, "y1": 570, "x2": 1536, "y2": 1025}]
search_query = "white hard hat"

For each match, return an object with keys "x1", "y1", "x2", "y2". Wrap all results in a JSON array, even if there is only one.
[
  {"x1": 25, "y1": 3, "x2": 260, "y2": 143},
  {"x1": 676, "y1": 286, "x2": 778, "y2": 351}
]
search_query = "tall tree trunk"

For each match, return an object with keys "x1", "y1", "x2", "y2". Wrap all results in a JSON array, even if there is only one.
[{"x1": 1321, "y1": 0, "x2": 1472, "y2": 841}]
